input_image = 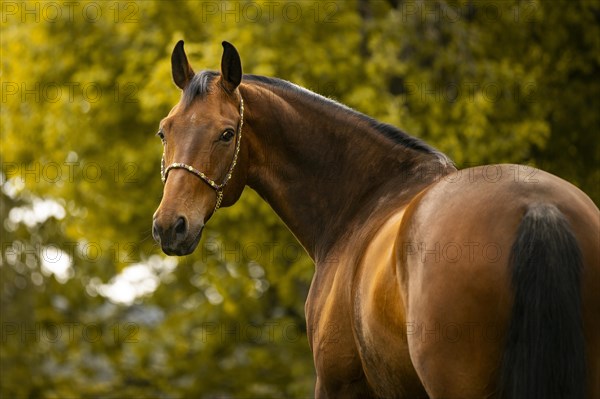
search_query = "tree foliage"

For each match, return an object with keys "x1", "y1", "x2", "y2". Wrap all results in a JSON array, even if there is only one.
[{"x1": 1, "y1": 1, "x2": 598, "y2": 397}]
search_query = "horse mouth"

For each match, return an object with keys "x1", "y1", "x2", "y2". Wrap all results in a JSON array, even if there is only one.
[{"x1": 161, "y1": 225, "x2": 204, "y2": 256}]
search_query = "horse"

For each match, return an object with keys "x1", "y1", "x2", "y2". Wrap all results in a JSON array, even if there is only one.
[{"x1": 152, "y1": 41, "x2": 600, "y2": 398}]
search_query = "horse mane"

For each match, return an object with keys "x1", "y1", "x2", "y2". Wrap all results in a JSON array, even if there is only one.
[
  {"x1": 182, "y1": 70, "x2": 220, "y2": 107},
  {"x1": 183, "y1": 71, "x2": 452, "y2": 165}
]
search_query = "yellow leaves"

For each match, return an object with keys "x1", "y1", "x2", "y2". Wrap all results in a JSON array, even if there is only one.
[{"x1": 138, "y1": 59, "x2": 178, "y2": 122}]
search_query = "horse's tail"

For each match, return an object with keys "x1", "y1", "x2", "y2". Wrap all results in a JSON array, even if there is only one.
[{"x1": 499, "y1": 203, "x2": 586, "y2": 399}]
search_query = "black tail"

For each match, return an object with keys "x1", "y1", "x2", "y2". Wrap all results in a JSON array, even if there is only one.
[{"x1": 500, "y1": 203, "x2": 586, "y2": 399}]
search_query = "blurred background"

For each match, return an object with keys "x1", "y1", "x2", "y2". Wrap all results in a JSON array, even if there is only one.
[{"x1": 1, "y1": 0, "x2": 598, "y2": 397}]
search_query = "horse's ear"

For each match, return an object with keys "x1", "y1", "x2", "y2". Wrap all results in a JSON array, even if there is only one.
[
  {"x1": 220, "y1": 41, "x2": 242, "y2": 93},
  {"x1": 171, "y1": 40, "x2": 194, "y2": 90}
]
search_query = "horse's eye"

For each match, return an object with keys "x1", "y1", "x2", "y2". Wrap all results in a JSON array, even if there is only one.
[
  {"x1": 220, "y1": 129, "x2": 235, "y2": 142},
  {"x1": 156, "y1": 129, "x2": 165, "y2": 142}
]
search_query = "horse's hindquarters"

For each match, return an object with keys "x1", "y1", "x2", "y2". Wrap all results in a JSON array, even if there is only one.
[{"x1": 398, "y1": 165, "x2": 600, "y2": 398}]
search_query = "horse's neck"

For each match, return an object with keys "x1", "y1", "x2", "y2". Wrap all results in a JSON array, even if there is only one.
[{"x1": 241, "y1": 82, "x2": 451, "y2": 262}]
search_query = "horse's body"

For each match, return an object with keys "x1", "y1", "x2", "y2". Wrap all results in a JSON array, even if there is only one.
[
  {"x1": 153, "y1": 42, "x2": 600, "y2": 398},
  {"x1": 310, "y1": 165, "x2": 600, "y2": 398}
]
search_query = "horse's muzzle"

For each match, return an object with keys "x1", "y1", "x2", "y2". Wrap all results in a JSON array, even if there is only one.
[{"x1": 152, "y1": 215, "x2": 203, "y2": 256}]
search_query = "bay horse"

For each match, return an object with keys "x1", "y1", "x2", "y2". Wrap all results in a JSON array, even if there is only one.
[{"x1": 152, "y1": 41, "x2": 600, "y2": 398}]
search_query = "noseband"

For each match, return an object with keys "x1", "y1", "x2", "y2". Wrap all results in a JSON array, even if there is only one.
[{"x1": 160, "y1": 98, "x2": 244, "y2": 215}]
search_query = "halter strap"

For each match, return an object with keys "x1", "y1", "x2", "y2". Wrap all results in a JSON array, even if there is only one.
[{"x1": 160, "y1": 98, "x2": 244, "y2": 215}]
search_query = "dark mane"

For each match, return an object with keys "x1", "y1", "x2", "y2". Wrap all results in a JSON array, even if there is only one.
[
  {"x1": 245, "y1": 75, "x2": 451, "y2": 165},
  {"x1": 184, "y1": 71, "x2": 452, "y2": 165}
]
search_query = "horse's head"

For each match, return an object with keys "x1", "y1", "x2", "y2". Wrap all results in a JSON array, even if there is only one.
[{"x1": 152, "y1": 41, "x2": 247, "y2": 256}]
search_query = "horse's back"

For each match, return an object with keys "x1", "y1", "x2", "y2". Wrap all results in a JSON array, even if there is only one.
[{"x1": 397, "y1": 164, "x2": 599, "y2": 398}]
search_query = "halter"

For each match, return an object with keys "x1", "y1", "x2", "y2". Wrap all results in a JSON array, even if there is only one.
[{"x1": 160, "y1": 98, "x2": 244, "y2": 215}]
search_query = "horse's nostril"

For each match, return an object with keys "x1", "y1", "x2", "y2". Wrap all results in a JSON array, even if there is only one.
[
  {"x1": 174, "y1": 216, "x2": 187, "y2": 237},
  {"x1": 152, "y1": 222, "x2": 160, "y2": 241}
]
